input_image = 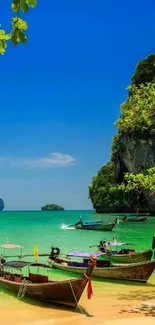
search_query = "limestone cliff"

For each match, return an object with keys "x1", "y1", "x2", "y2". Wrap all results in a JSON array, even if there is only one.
[
  {"x1": 116, "y1": 135, "x2": 155, "y2": 212},
  {"x1": 116, "y1": 135, "x2": 155, "y2": 177},
  {"x1": 89, "y1": 54, "x2": 155, "y2": 214}
]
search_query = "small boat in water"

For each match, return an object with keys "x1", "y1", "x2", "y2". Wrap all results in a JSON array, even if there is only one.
[
  {"x1": 48, "y1": 248, "x2": 155, "y2": 283},
  {"x1": 0, "y1": 257, "x2": 96, "y2": 308},
  {"x1": 89, "y1": 236, "x2": 154, "y2": 263},
  {"x1": 122, "y1": 214, "x2": 147, "y2": 222},
  {"x1": 69, "y1": 216, "x2": 119, "y2": 231}
]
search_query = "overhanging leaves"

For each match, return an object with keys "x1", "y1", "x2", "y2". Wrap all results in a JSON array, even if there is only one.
[
  {"x1": 12, "y1": 17, "x2": 28, "y2": 30},
  {"x1": 26, "y1": 0, "x2": 37, "y2": 8},
  {"x1": 0, "y1": 0, "x2": 37, "y2": 54}
]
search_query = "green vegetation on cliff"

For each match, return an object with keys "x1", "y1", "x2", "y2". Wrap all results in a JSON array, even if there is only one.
[
  {"x1": 41, "y1": 204, "x2": 65, "y2": 211},
  {"x1": 89, "y1": 54, "x2": 155, "y2": 212},
  {"x1": 112, "y1": 55, "x2": 155, "y2": 162},
  {"x1": 119, "y1": 167, "x2": 155, "y2": 195},
  {"x1": 89, "y1": 162, "x2": 130, "y2": 211},
  {"x1": 115, "y1": 83, "x2": 155, "y2": 136},
  {"x1": 131, "y1": 54, "x2": 155, "y2": 86},
  {"x1": 88, "y1": 162, "x2": 147, "y2": 212}
]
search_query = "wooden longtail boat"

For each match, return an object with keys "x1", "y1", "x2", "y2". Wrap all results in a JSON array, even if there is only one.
[
  {"x1": 0, "y1": 258, "x2": 96, "y2": 308},
  {"x1": 49, "y1": 253, "x2": 155, "y2": 283},
  {"x1": 71, "y1": 216, "x2": 119, "y2": 231},
  {"x1": 89, "y1": 237, "x2": 153, "y2": 263},
  {"x1": 122, "y1": 215, "x2": 147, "y2": 222},
  {"x1": 102, "y1": 247, "x2": 152, "y2": 263}
]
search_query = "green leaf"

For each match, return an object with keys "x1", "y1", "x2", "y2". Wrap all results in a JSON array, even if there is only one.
[
  {"x1": 20, "y1": 0, "x2": 29, "y2": 12},
  {"x1": 12, "y1": 0, "x2": 20, "y2": 4},
  {"x1": 0, "y1": 40, "x2": 7, "y2": 55},
  {"x1": 26, "y1": 0, "x2": 37, "y2": 8},
  {"x1": 17, "y1": 30, "x2": 27, "y2": 43},
  {"x1": 11, "y1": 3, "x2": 20, "y2": 12},
  {"x1": 0, "y1": 49, "x2": 5, "y2": 55},
  {"x1": 0, "y1": 30, "x2": 10, "y2": 40},
  {"x1": 12, "y1": 17, "x2": 28, "y2": 30},
  {"x1": 11, "y1": 30, "x2": 18, "y2": 45}
]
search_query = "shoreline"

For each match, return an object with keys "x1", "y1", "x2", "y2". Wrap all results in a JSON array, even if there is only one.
[{"x1": 1, "y1": 276, "x2": 155, "y2": 325}]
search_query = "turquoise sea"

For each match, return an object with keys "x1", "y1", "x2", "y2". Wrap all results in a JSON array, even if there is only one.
[
  {"x1": 0, "y1": 210, "x2": 155, "y2": 257},
  {"x1": 0, "y1": 210, "x2": 155, "y2": 322}
]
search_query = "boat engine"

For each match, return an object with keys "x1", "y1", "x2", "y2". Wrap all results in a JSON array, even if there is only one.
[
  {"x1": 49, "y1": 247, "x2": 60, "y2": 259},
  {"x1": 0, "y1": 256, "x2": 5, "y2": 265},
  {"x1": 99, "y1": 240, "x2": 108, "y2": 252}
]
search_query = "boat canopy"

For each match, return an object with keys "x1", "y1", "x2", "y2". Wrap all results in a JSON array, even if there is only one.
[
  {"x1": 3, "y1": 261, "x2": 32, "y2": 269},
  {"x1": 126, "y1": 215, "x2": 137, "y2": 218},
  {"x1": 2, "y1": 261, "x2": 51, "y2": 269},
  {"x1": 105, "y1": 241, "x2": 133, "y2": 246},
  {"x1": 0, "y1": 244, "x2": 23, "y2": 249},
  {"x1": 83, "y1": 222, "x2": 102, "y2": 226},
  {"x1": 67, "y1": 251, "x2": 104, "y2": 257}
]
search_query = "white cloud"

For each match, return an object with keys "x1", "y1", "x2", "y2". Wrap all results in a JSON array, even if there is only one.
[{"x1": 0, "y1": 153, "x2": 76, "y2": 169}]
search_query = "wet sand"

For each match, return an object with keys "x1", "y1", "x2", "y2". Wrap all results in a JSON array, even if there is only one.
[{"x1": 1, "y1": 277, "x2": 155, "y2": 325}]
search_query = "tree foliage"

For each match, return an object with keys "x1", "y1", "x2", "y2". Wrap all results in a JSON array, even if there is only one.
[
  {"x1": 115, "y1": 82, "x2": 155, "y2": 136},
  {"x1": 119, "y1": 167, "x2": 155, "y2": 194},
  {"x1": 88, "y1": 162, "x2": 130, "y2": 210},
  {"x1": 131, "y1": 54, "x2": 155, "y2": 86},
  {"x1": 0, "y1": 0, "x2": 37, "y2": 54},
  {"x1": 111, "y1": 134, "x2": 120, "y2": 161},
  {"x1": 112, "y1": 55, "x2": 155, "y2": 161}
]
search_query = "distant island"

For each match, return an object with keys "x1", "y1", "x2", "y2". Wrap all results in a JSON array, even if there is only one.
[
  {"x1": 0, "y1": 198, "x2": 4, "y2": 211},
  {"x1": 41, "y1": 204, "x2": 65, "y2": 211}
]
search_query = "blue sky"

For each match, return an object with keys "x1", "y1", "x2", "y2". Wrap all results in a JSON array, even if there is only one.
[{"x1": 0, "y1": 0, "x2": 155, "y2": 210}]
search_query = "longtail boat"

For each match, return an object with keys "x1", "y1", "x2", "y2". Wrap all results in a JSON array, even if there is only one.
[
  {"x1": 68, "y1": 216, "x2": 119, "y2": 231},
  {"x1": 48, "y1": 249, "x2": 155, "y2": 283},
  {"x1": 122, "y1": 215, "x2": 147, "y2": 222},
  {"x1": 0, "y1": 257, "x2": 96, "y2": 308},
  {"x1": 89, "y1": 236, "x2": 154, "y2": 263}
]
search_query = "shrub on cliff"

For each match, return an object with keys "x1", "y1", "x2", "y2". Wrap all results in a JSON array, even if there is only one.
[
  {"x1": 131, "y1": 54, "x2": 155, "y2": 86},
  {"x1": 115, "y1": 82, "x2": 155, "y2": 136},
  {"x1": 89, "y1": 162, "x2": 130, "y2": 210}
]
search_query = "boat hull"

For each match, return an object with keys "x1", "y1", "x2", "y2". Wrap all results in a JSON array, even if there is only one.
[
  {"x1": 50, "y1": 260, "x2": 155, "y2": 283},
  {"x1": 75, "y1": 222, "x2": 116, "y2": 231},
  {"x1": 0, "y1": 277, "x2": 88, "y2": 308},
  {"x1": 123, "y1": 216, "x2": 147, "y2": 222},
  {"x1": 102, "y1": 249, "x2": 153, "y2": 263}
]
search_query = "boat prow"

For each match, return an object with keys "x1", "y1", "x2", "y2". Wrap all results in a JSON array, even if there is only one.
[{"x1": 0, "y1": 257, "x2": 96, "y2": 308}]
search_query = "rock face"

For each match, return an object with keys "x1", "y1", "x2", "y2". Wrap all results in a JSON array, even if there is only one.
[
  {"x1": 117, "y1": 135, "x2": 155, "y2": 174},
  {"x1": 0, "y1": 198, "x2": 4, "y2": 211},
  {"x1": 117, "y1": 135, "x2": 155, "y2": 213},
  {"x1": 89, "y1": 54, "x2": 155, "y2": 214}
]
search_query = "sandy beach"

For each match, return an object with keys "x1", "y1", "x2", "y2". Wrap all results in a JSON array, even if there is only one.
[
  {"x1": 1, "y1": 277, "x2": 155, "y2": 325},
  {"x1": 0, "y1": 211, "x2": 155, "y2": 325}
]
